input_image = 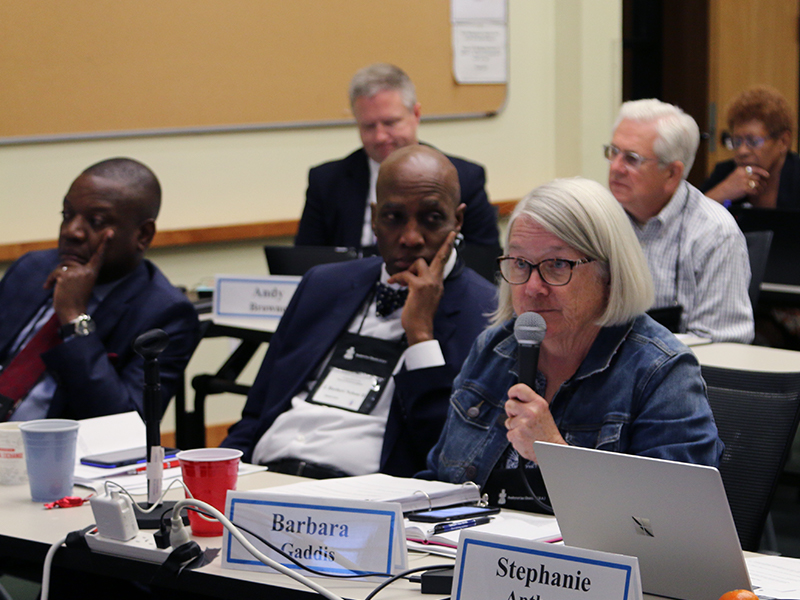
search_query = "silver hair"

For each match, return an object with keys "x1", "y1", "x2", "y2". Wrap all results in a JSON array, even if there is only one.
[
  {"x1": 613, "y1": 99, "x2": 700, "y2": 177},
  {"x1": 492, "y1": 177, "x2": 654, "y2": 327},
  {"x1": 348, "y1": 63, "x2": 416, "y2": 111}
]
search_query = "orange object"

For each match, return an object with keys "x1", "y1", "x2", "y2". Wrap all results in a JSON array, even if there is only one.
[{"x1": 718, "y1": 590, "x2": 759, "y2": 600}]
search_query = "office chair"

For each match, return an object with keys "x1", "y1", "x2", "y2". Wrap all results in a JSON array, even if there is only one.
[
  {"x1": 701, "y1": 364, "x2": 800, "y2": 551},
  {"x1": 743, "y1": 230, "x2": 773, "y2": 310},
  {"x1": 646, "y1": 305, "x2": 683, "y2": 333},
  {"x1": 460, "y1": 242, "x2": 502, "y2": 284},
  {"x1": 174, "y1": 319, "x2": 273, "y2": 450},
  {"x1": 265, "y1": 245, "x2": 359, "y2": 276}
]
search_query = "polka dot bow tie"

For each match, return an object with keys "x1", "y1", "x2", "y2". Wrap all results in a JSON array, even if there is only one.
[{"x1": 375, "y1": 283, "x2": 409, "y2": 317}]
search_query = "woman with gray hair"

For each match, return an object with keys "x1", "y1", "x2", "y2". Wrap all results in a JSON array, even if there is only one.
[{"x1": 423, "y1": 177, "x2": 723, "y2": 512}]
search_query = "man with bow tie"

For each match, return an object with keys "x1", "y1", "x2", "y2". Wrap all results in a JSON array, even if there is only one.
[{"x1": 222, "y1": 145, "x2": 497, "y2": 477}]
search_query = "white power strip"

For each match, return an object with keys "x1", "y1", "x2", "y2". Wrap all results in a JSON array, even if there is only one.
[{"x1": 85, "y1": 530, "x2": 173, "y2": 564}]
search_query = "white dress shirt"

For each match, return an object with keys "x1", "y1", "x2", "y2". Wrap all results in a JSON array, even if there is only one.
[
  {"x1": 360, "y1": 157, "x2": 381, "y2": 247},
  {"x1": 252, "y1": 252, "x2": 454, "y2": 474}
]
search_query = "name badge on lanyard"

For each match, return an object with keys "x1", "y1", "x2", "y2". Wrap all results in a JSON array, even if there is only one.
[{"x1": 307, "y1": 332, "x2": 406, "y2": 414}]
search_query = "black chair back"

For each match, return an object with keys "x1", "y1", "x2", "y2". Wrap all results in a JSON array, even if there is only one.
[
  {"x1": 743, "y1": 230, "x2": 773, "y2": 310},
  {"x1": 265, "y1": 245, "x2": 358, "y2": 276},
  {"x1": 701, "y1": 364, "x2": 800, "y2": 551},
  {"x1": 460, "y1": 242, "x2": 502, "y2": 284},
  {"x1": 646, "y1": 305, "x2": 683, "y2": 333}
]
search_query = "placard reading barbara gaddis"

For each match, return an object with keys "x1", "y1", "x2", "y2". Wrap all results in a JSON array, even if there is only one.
[{"x1": 222, "y1": 490, "x2": 407, "y2": 577}]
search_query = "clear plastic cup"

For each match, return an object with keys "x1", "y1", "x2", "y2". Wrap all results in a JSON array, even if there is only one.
[{"x1": 19, "y1": 419, "x2": 80, "y2": 502}]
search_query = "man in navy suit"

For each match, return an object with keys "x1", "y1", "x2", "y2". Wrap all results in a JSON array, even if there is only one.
[
  {"x1": 223, "y1": 145, "x2": 497, "y2": 477},
  {"x1": 295, "y1": 63, "x2": 500, "y2": 251},
  {"x1": 0, "y1": 158, "x2": 199, "y2": 421}
]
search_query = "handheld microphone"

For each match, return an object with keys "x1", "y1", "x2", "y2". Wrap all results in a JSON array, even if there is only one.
[
  {"x1": 513, "y1": 312, "x2": 547, "y2": 387},
  {"x1": 511, "y1": 312, "x2": 553, "y2": 514}
]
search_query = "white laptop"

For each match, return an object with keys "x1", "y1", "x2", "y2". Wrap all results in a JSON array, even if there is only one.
[{"x1": 533, "y1": 441, "x2": 751, "y2": 600}]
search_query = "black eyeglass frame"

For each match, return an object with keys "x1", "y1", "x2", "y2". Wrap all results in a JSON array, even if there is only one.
[{"x1": 496, "y1": 256, "x2": 596, "y2": 286}]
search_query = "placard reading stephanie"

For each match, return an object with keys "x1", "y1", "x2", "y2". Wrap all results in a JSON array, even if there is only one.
[{"x1": 453, "y1": 530, "x2": 642, "y2": 600}]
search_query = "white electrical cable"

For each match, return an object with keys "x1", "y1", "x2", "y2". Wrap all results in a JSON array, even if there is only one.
[
  {"x1": 103, "y1": 478, "x2": 189, "y2": 514},
  {"x1": 40, "y1": 534, "x2": 68, "y2": 600},
  {"x1": 173, "y1": 498, "x2": 346, "y2": 600},
  {"x1": 42, "y1": 489, "x2": 382, "y2": 600}
]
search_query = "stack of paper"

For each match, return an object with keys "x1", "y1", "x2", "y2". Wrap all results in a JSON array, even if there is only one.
[
  {"x1": 259, "y1": 473, "x2": 482, "y2": 513},
  {"x1": 405, "y1": 513, "x2": 561, "y2": 557},
  {"x1": 405, "y1": 513, "x2": 561, "y2": 547},
  {"x1": 748, "y1": 555, "x2": 800, "y2": 598}
]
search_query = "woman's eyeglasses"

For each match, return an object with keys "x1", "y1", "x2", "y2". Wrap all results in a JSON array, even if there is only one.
[
  {"x1": 497, "y1": 256, "x2": 595, "y2": 286},
  {"x1": 723, "y1": 135, "x2": 773, "y2": 151}
]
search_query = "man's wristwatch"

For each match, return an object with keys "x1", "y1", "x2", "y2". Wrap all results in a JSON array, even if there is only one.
[{"x1": 59, "y1": 314, "x2": 95, "y2": 339}]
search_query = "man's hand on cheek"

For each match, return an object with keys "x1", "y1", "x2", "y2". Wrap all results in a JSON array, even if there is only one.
[
  {"x1": 389, "y1": 231, "x2": 456, "y2": 345},
  {"x1": 46, "y1": 230, "x2": 113, "y2": 325}
]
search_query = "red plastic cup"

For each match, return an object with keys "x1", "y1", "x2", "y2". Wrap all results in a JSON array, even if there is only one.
[{"x1": 177, "y1": 448, "x2": 242, "y2": 536}]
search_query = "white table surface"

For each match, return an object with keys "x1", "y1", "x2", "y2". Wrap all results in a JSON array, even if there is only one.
[
  {"x1": 692, "y1": 342, "x2": 800, "y2": 373},
  {"x1": 0, "y1": 470, "x2": 450, "y2": 599}
]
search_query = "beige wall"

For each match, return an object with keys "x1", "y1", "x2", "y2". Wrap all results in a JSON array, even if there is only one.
[{"x1": 0, "y1": 0, "x2": 622, "y2": 433}]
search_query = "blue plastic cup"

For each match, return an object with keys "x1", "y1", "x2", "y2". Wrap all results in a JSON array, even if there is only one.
[{"x1": 19, "y1": 419, "x2": 80, "y2": 502}]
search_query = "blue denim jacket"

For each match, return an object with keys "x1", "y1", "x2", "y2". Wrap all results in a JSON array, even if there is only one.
[{"x1": 423, "y1": 315, "x2": 723, "y2": 486}]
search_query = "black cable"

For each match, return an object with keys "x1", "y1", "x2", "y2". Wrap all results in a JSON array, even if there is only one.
[
  {"x1": 363, "y1": 564, "x2": 453, "y2": 600},
  {"x1": 517, "y1": 459, "x2": 554, "y2": 515}
]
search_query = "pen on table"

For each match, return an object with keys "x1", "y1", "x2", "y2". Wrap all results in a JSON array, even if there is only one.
[
  {"x1": 432, "y1": 516, "x2": 493, "y2": 535},
  {"x1": 121, "y1": 459, "x2": 180, "y2": 476}
]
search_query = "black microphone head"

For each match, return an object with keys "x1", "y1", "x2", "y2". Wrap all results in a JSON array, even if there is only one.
[
  {"x1": 514, "y1": 312, "x2": 547, "y2": 346},
  {"x1": 133, "y1": 329, "x2": 169, "y2": 360}
]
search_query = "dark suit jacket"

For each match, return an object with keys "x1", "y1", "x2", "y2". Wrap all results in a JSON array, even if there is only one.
[
  {"x1": 295, "y1": 147, "x2": 500, "y2": 249},
  {"x1": 221, "y1": 256, "x2": 497, "y2": 476},
  {"x1": 0, "y1": 250, "x2": 200, "y2": 420}
]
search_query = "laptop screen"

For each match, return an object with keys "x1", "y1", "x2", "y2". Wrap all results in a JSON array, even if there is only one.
[{"x1": 533, "y1": 442, "x2": 751, "y2": 600}]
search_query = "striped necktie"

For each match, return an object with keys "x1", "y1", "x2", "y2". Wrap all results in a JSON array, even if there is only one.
[{"x1": 0, "y1": 314, "x2": 62, "y2": 420}]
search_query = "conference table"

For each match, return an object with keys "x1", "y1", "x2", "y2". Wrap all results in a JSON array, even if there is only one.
[
  {"x1": 692, "y1": 341, "x2": 800, "y2": 372},
  {"x1": 4, "y1": 465, "x2": 795, "y2": 600},
  {"x1": 5, "y1": 341, "x2": 800, "y2": 599},
  {"x1": 1, "y1": 468, "x2": 763, "y2": 600},
  {"x1": 0, "y1": 470, "x2": 451, "y2": 600}
]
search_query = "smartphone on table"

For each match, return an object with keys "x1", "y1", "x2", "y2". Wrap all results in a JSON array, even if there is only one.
[
  {"x1": 407, "y1": 505, "x2": 500, "y2": 523},
  {"x1": 80, "y1": 446, "x2": 179, "y2": 468}
]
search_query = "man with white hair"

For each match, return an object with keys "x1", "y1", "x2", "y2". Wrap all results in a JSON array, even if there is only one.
[
  {"x1": 295, "y1": 63, "x2": 499, "y2": 252},
  {"x1": 606, "y1": 99, "x2": 754, "y2": 343}
]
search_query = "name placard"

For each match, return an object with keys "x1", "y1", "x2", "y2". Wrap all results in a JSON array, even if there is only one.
[
  {"x1": 214, "y1": 275, "x2": 300, "y2": 319},
  {"x1": 453, "y1": 531, "x2": 642, "y2": 600},
  {"x1": 222, "y1": 490, "x2": 407, "y2": 577}
]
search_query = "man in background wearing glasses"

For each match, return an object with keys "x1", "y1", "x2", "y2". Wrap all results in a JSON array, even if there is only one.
[{"x1": 605, "y1": 98, "x2": 753, "y2": 343}]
